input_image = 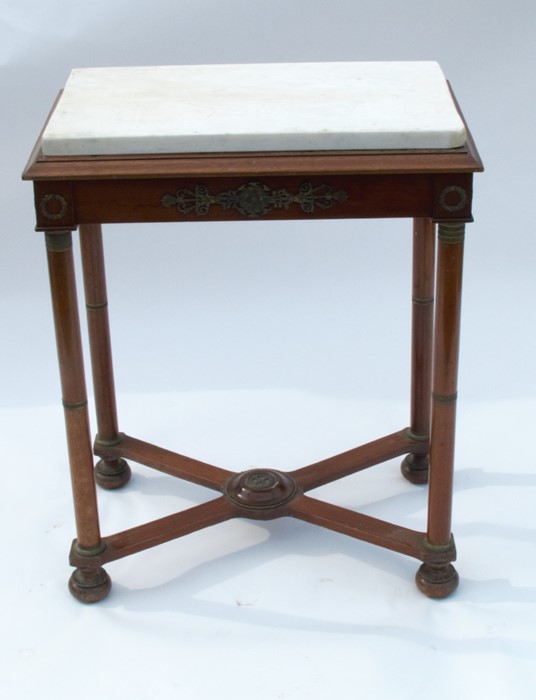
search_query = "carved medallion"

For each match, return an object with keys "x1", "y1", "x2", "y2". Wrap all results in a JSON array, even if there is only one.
[
  {"x1": 40, "y1": 193, "x2": 68, "y2": 221},
  {"x1": 439, "y1": 185, "x2": 467, "y2": 213},
  {"x1": 244, "y1": 471, "x2": 278, "y2": 490},
  {"x1": 225, "y1": 468, "x2": 297, "y2": 510},
  {"x1": 162, "y1": 181, "x2": 348, "y2": 218}
]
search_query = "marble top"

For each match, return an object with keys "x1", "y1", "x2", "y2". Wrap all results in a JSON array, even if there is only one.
[{"x1": 41, "y1": 62, "x2": 467, "y2": 156}]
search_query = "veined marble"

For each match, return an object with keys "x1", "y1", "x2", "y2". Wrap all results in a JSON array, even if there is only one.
[{"x1": 41, "y1": 62, "x2": 467, "y2": 156}]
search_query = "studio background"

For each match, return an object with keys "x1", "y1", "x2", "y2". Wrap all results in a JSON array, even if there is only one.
[{"x1": 1, "y1": 1, "x2": 535, "y2": 698}]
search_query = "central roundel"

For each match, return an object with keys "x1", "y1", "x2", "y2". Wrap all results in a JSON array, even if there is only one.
[
  {"x1": 225, "y1": 468, "x2": 297, "y2": 510},
  {"x1": 244, "y1": 470, "x2": 278, "y2": 490}
]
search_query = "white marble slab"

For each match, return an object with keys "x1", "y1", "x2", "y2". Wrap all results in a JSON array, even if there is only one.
[{"x1": 41, "y1": 62, "x2": 466, "y2": 156}]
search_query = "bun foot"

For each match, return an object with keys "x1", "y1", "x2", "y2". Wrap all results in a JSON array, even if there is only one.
[
  {"x1": 95, "y1": 458, "x2": 131, "y2": 489},
  {"x1": 401, "y1": 454, "x2": 429, "y2": 484},
  {"x1": 68, "y1": 567, "x2": 112, "y2": 603},
  {"x1": 415, "y1": 562, "x2": 459, "y2": 599}
]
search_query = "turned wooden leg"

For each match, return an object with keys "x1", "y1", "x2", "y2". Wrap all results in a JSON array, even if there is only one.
[
  {"x1": 79, "y1": 224, "x2": 131, "y2": 489},
  {"x1": 416, "y1": 222, "x2": 465, "y2": 598},
  {"x1": 45, "y1": 231, "x2": 111, "y2": 602},
  {"x1": 402, "y1": 217, "x2": 435, "y2": 484}
]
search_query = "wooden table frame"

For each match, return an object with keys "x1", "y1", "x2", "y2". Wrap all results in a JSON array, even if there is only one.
[{"x1": 23, "y1": 95, "x2": 483, "y2": 602}]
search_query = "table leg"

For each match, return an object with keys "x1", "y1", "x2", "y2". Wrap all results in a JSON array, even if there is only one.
[
  {"x1": 402, "y1": 217, "x2": 435, "y2": 484},
  {"x1": 416, "y1": 222, "x2": 465, "y2": 598},
  {"x1": 79, "y1": 224, "x2": 131, "y2": 489},
  {"x1": 45, "y1": 230, "x2": 111, "y2": 602}
]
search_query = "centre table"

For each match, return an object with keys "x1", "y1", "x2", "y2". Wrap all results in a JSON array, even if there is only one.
[{"x1": 23, "y1": 61, "x2": 483, "y2": 602}]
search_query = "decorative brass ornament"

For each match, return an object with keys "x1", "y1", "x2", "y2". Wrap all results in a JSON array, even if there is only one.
[
  {"x1": 439, "y1": 185, "x2": 467, "y2": 213},
  {"x1": 438, "y1": 222, "x2": 465, "y2": 244},
  {"x1": 432, "y1": 391, "x2": 458, "y2": 404},
  {"x1": 162, "y1": 181, "x2": 348, "y2": 218},
  {"x1": 40, "y1": 193, "x2": 68, "y2": 220},
  {"x1": 44, "y1": 231, "x2": 72, "y2": 252}
]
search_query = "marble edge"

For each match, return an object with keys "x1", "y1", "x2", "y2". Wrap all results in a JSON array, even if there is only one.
[{"x1": 40, "y1": 61, "x2": 468, "y2": 157}]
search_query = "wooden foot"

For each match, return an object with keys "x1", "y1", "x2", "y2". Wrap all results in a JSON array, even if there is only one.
[
  {"x1": 68, "y1": 567, "x2": 112, "y2": 603},
  {"x1": 415, "y1": 562, "x2": 459, "y2": 599},
  {"x1": 95, "y1": 458, "x2": 131, "y2": 489},
  {"x1": 401, "y1": 453, "x2": 429, "y2": 484}
]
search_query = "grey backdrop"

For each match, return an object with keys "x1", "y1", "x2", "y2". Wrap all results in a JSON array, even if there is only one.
[{"x1": 2, "y1": 2, "x2": 536, "y2": 699}]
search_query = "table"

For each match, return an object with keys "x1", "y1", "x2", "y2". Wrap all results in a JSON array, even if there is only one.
[{"x1": 23, "y1": 62, "x2": 483, "y2": 602}]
